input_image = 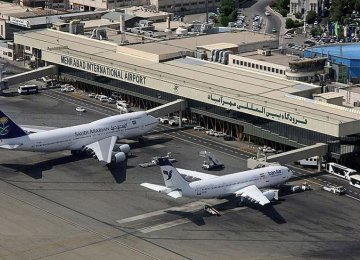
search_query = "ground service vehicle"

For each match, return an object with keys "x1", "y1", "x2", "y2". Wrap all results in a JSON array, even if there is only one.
[
  {"x1": 322, "y1": 185, "x2": 346, "y2": 195},
  {"x1": 325, "y1": 163, "x2": 357, "y2": 180},
  {"x1": 349, "y1": 174, "x2": 360, "y2": 189},
  {"x1": 18, "y1": 85, "x2": 39, "y2": 95}
]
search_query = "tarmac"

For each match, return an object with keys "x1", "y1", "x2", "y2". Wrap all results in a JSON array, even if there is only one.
[{"x1": 1, "y1": 92, "x2": 360, "y2": 259}]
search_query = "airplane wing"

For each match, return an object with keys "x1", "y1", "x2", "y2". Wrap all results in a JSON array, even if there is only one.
[
  {"x1": 20, "y1": 125, "x2": 58, "y2": 133},
  {"x1": 141, "y1": 183, "x2": 182, "y2": 198},
  {"x1": 234, "y1": 185, "x2": 270, "y2": 206},
  {"x1": 86, "y1": 136, "x2": 118, "y2": 164},
  {"x1": 177, "y1": 168, "x2": 217, "y2": 180}
]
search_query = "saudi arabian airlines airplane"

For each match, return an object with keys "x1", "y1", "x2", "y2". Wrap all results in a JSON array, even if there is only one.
[
  {"x1": 141, "y1": 158, "x2": 293, "y2": 206},
  {"x1": 0, "y1": 110, "x2": 158, "y2": 164}
]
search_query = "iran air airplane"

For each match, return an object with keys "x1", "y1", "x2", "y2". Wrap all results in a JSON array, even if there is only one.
[
  {"x1": 141, "y1": 158, "x2": 293, "y2": 206},
  {"x1": 0, "y1": 110, "x2": 158, "y2": 164}
]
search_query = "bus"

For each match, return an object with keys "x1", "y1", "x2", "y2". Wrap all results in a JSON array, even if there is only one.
[
  {"x1": 349, "y1": 174, "x2": 360, "y2": 189},
  {"x1": 18, "y1": 84, "x2": 39, "y2": 95},
  {"x1": 325, "y1": 162, "x2": 357, "y2": 180}
]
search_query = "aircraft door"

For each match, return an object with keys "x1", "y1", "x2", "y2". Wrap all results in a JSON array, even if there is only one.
[{"x1": 195, "y1": 186, "x2": 202, "y2": 196}]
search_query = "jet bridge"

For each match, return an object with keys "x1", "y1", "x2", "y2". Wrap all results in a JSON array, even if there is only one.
[
  {"x1": 147, "y1": 99, "x2": 187, "y2": 126},
  {"x1": 247, "y1": 143, "x2": 328, "y2": 171},
  {"x1": 0, "y1": 65, "x2": 58, "y2": 93}
]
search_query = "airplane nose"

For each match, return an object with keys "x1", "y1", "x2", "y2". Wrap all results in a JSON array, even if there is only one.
[{"x1": 288, "y1": 169, "x2": 294, "y2": 179}]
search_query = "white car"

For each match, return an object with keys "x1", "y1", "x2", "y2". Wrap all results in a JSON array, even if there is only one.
[
  {"x1": 214, "y1": 132, "x2": 226, "y2": 137},
  {"x1": 193, "y1": 126, "x2": 205, "y2": 131},
  {"x1": 169, "y1": 119, "x2": 179, "y2": 126},
  {"x1": 88, "y1": 93, "x2": 96, "y2": 98},
  {"x1": 265, "y1": 11, "x2": 271, "y2": 16},
  {"x1": 107, "y1": 97, "x2": 116, "y2": 103},
  {"x1": 76, "y1": 106, "x2": 86, "y2": 112},
  {"x1": 60, "y1": 84, "x2": 74, "y2": 92},
  {"x1": 206, "y1": 130, "x2": 216, "y2": 136},
  {"x1": 159, "y1": 117, "x2": 169, "y2": 124}
]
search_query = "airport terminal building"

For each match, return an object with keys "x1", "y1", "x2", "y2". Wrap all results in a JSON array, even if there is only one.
[{"x1": 12, "y1": 29, "x2": 360, "y2": 161}]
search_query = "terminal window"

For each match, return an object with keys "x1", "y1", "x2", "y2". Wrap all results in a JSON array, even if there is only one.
[
  {"x1": 244, "y1": 62, "x2": 247, "y2": 66},
  {"x1": 260, "y1": 65, "x2": 263, "y2": 69},
  {"x1": 240, "y1": 61, "x2": 243, "y2": 65}
]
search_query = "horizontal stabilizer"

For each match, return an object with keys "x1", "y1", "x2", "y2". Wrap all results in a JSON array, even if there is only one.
[
  {"x1": 141, "y1": 183, "x2": 169, "y2": 193},
  {"x1": 0, "y1": 144, "x2": 22, "y2": 149},
  {"x1": 140, "y1": 183, "x2": 182, "y2": 198},
  {"x1": 167, "y1": 190, "x2": 182, "y2": 199}
]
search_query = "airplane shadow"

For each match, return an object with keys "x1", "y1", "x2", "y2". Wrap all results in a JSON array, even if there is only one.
[
  {"x1": 248, "y1": 203, "x2": 287, "y2": 224},
  {"x1": 1, "y1": 154, "x2": 86, "y2": 179},
  {"x1": 107, "y1": 159, "x2": 137, "y2": 184},
  {"x1": 165, "y1": 209, "x2": 206, "y2": 226},
  {"x1": 223, "y1": 198, "x2": 287, "y2": 224},
  {"x1": 147, "y1": 126, "x2": 192, "y2": 135},
  {"x1": 132, "y1": 136, "x2": 173, "y2": 149}
]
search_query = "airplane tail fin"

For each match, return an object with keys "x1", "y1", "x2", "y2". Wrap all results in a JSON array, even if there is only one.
[
  {"x1": 158, "y1": 157, "x2": 189, "y2": 189},
  {"x1": 0, "y1": 110, "x2": 27, "y2": 139}
]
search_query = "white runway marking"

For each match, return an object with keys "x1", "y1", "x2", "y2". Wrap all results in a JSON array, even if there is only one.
[
  {"x1": 116, "y1": 201, "x2": 205, "y2": 224},
  {"x1": 139, "y1": 218, "x2": 190, "y2": 233}
]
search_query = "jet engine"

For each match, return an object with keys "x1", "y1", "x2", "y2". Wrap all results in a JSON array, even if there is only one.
[
  {"x1": 112, "y1": 151, "x2": 126, "y2": 163},
  {"x1": 114, "y1": 144, "x2": 130, "y2": 154},
  {"x1": 262, "y1": 190, "x2": 278, "y2": 201}
]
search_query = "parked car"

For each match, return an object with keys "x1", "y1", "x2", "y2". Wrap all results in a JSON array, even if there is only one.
[
  {"x1": 193, "y1": 126, "x2": 206, "y2": 131},
  {"x1": 265, "y1": 11, "x2": 271, "y2": 16},
  {"x1": 271, "y1": 28, "x2": 277, "y2": 33},
  {"x1": 60, "y1": 84, "x2": 74, "y2": 92},
  {"x1": 159, "y1": 117, "x2": 169, "y2": 124},
  {"x1": 98, "y1": 95, "x2": 108, "y2": 102},
  {"x1": 223, "y1": 135, "x2": 236, "y2": 141},
  {"x1": 107, "y1": 97, "x2": 116, "y2": 103},
  {"x1": 88, "y1": 93, "x2": 96, "y2": 98},
  {"x1": 169, "y1": 118, "x2": 179, "y2": 126},
  {"x1": 214, "y1": 132, "x2": 226, "y2": 137},
  {"x1": 76, "y1": 106, "x2": 86, "y2": 112}
]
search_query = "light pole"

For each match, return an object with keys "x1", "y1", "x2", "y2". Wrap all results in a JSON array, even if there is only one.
[{"x1": 303, "y1": 0, "x2": 307, "y2": 35}]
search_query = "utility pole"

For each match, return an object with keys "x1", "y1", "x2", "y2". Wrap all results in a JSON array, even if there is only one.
[{"x1": 303, "y1": 0, "x2": 307, "y2": 35}]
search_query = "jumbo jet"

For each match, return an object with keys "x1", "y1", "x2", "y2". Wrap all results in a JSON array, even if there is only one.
[
  {"x1": 141, "y1": 158, "x2": 293, "y2": 206},
  {"x1": 0, "y1": 110, "x2": 158, "y2": 164}
]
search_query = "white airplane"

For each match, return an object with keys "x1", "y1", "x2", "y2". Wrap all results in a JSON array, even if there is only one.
[
  {"x1": 0, "y1": 110, "x2": 158, "y2": 164},
  {"x1": 141, "y1": 158, "x2": 293, "y2": 206}
]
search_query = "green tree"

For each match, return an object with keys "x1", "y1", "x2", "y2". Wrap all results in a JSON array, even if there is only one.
[
  {"x1": 294, "y1": 12, "x2": 303, "y2": 19},
  {"x1": 219, "y1": 15, "x2": 230, "y2": 26},
  {"x1": 285, "y1": 18, "x2": 295, "y2": 29},
  {"x1": 219, "y1": 0, "x2": 236, "y2": 26},
  {"x1": 310, "y1": 27, "x2": 322, "y2": 37},
  {"x1": 306, "y1": 10, "x2": 317, "y2": 24},
  {"x1": 277, "y1": 0, "x2": 290, "y2": 10},
  {"x1": 279, "y1": 9, "x2": 288, "y2": 17}
]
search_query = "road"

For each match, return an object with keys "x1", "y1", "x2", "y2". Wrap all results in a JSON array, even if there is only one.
[{"x1": 240, "y1": 0, "x2": 281, "y2": 34}]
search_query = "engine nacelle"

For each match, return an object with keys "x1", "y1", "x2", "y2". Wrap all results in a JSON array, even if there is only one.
[
  {"x1": 262, "y1": 190, "x2": 278, "y2": 201},
  {"x1": 115, "y1": 144, "x2": 130, "y2": 154},
  {"x1": 112, "y1": 152, "x2": 126, "y2": 163}
]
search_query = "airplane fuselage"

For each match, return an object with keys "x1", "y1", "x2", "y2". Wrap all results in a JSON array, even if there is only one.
[
  {"x1": 0, "y1": 111, "x2": 157, "y2": 152},
  {"x1": 182, "y1": 166, "x2": 292, "y2": 199}
]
